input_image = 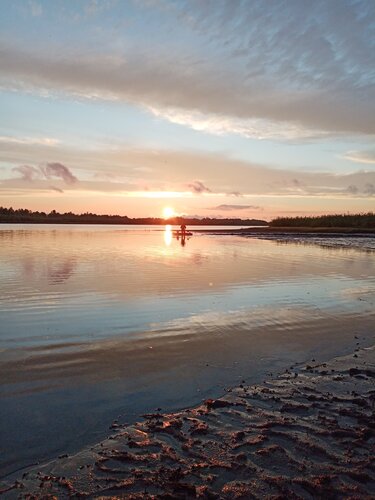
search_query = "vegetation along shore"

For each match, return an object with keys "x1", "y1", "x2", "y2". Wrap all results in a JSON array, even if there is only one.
[{"x1": 1, "y1": 207, "x2": 374, "y2": 230}]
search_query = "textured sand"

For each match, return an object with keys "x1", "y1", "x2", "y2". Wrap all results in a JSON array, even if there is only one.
[{"x1": 1, "y1": 346, "x2": 374, "y2": 499}]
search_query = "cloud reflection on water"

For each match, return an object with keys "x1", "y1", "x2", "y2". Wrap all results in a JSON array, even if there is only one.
[{"x1": 0, "y1": 225, "x2": 374, "y2": 477}]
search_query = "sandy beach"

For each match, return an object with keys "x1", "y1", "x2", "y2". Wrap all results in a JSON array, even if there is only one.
[{"x1": 2, "y1": 343, "x2": 374, "y2": 498}]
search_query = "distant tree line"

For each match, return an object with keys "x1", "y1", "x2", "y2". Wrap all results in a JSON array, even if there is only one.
[
  {"x1": 0, "y1": 207, "x2": 267, "y2": 226},
  {"x1": 270, "y1": 213, "x2": 375, "y2": 228}
]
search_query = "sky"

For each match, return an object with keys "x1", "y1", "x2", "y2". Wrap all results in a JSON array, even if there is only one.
[{"x1": 0, "y1": 0, "x2": 374, "y2": 220}]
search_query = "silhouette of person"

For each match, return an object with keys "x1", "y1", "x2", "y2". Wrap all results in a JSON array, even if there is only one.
[{"x1": 180, "y1": 223, "x2": 187, "y2": 238}]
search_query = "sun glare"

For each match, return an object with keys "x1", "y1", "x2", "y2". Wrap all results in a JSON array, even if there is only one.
[
  {"x1": 163, "y1": 206, "x2": 175, "y2": 219},
  {"x1": 164, "y1": 224, "x2": 172, "y2": 246}
]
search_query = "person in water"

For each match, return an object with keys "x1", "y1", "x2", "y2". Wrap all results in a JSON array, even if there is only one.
[{"x1": 180, "y1": 223, "x2": 187, "y2": 238}]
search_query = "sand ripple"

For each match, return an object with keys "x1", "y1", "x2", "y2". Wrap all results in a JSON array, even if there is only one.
[{"x1": 2, "y1": 346, "x2": 374, "y2": 499}]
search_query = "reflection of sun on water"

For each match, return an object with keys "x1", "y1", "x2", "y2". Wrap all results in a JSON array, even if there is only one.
[
  {"x1": 164, "y1": 224, "x2": 172, "y2": 246},
  {"x1": 163, "y1": 207, "x2": 175, "y2": 219}
]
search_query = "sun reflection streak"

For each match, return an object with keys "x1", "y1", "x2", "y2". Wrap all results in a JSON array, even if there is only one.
[{"x1": 164, "y1": 224, "x2": 172, "y2": 246}]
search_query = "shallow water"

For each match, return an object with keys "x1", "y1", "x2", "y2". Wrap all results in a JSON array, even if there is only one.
[{"x1": 0, "y1": 224, "x2": 374, "y2": 477}]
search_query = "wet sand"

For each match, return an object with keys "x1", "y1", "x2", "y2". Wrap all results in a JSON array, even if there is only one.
[
  {"x1": 196, "y1": 227, "x2": 375, "y2": 235},
  {"x1": 196, "y1": 227, "x2": 375, "y2": 252},
  {"x1": 2, "y1": 345, "x2": 374, "y2": 499}
]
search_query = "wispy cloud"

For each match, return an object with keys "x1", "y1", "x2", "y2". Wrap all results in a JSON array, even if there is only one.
[
  {"x1": 0, "y1": 136, "x2": 59, "y2": 146},
  {"x1": 42, "y1": 162, "x2": 77, "y2": 185},
  {"x1": 12, "y1": 164, "x2": 40, "y2": 181},
  {"x1": 12, "y1": 162, "x2": 78, "y2": 186},
  {"x1": 147, "y1": 106, "x2": 332, "y2": 141},
  {"x1": 49, "y1": 185, "x2": 64, "y2": 193},
  {"x1": 343, "y1": 150, "x2": 375, "y2": 165},
  {"x1": 209, "y1": 204, "x2": 262, "y2": 211},
  {"x1": 187, "y1": 180, "x2": 211, "y2": 194}
]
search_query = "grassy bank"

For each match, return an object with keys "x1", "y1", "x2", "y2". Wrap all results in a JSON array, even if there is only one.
[{"x1": 270, "y1": 213, "x2": 374, "y2": 229}]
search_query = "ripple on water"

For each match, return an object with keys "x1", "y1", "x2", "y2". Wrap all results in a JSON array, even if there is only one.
[{"x1": 0, "y1": 225, "x2": 374, "y2": 477}]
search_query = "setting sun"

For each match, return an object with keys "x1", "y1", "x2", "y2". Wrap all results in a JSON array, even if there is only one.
[{"x1": 163, "y1": 207, "x2": 175, "y2": 219}]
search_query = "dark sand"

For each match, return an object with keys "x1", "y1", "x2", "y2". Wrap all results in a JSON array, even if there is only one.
[
  {"x1": 2, "y1": 345, "x2": 374, "y2": 499},
  {"x1": 195, "y1": 227, "x2": 375, "y2": 252}
]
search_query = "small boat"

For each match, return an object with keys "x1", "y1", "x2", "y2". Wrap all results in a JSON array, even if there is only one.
[{"x1": 173, "y1": 230, "x2": 193, "y2": 237}]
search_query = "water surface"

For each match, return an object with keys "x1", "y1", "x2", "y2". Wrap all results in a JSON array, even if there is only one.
[{"x1": 0, "y1": 224, "x2": 374, "y2": 477}]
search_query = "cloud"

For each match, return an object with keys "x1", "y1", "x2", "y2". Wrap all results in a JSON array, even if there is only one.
[
  {"x1": 84, "y1": 0, "x2": 117, "y2": 16},
  {"x1": 28, "y1": 0, "x2": 42, "y2": 17},
  {"x1": 147, "y1": 106, "x2": 331, "y2": 141},
  {"x1": 42, "y1": 162, "x2": 77, "y2": 185},
  {"x1": 343, "y1": 150, "x2": 375, "y2": 165},
  {"x1": 187, "y1": 180, "x2": 211, "y2": 194},
  {"x1": 346, "y1": 185, "x2": 358, "y2": 195},
  {"x1": 344, "y1": 183, "x2": 375, "y2": 197},
  {"x1": 0, "y1": 0, "x2": 374, "y2": 138},
  {"x1": 49, "y1": 185, "x2": 64, "y2": 193},
  {"x1": 3, "y1": 142, "x2": 375, "y2": 199},
  {"x1": 12, "y1": 162, "x2": 78, "y2": 186},
  {"x1": 364, "y1": 183, "x2": 375, "y2": 196},
  {"x1": 0, "y1": 136, "x2": 59, "y2": 146},
  {"x1": 210, "y1": 204, "x2": 262, "y2": 211},
  {"x1": 12, "y1": 164, "x2": 40, "y2": 181}
]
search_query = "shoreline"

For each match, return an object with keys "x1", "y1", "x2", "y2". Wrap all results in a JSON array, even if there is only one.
[
  {"x1": 195, "y1": 226, "x2": 375, "y2": 236},
  {"x1": 1, "y1": 222, "x2": 375, "y2": 235},
  {"x1": 2, "y1": 344, "x2": 374, "y2": 498}
]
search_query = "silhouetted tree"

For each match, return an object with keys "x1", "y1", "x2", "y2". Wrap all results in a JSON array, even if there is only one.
[{"x1": 0, "y1": 206, "x2": 267, "y2": 226}]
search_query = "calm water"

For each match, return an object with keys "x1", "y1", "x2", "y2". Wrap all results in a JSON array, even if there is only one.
[{"x1": 0, "y1": 224, "x2": 374, "y2": 477}]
